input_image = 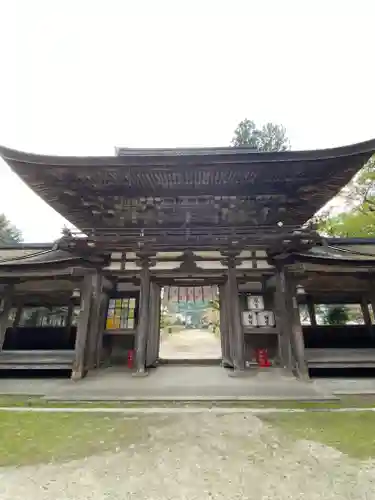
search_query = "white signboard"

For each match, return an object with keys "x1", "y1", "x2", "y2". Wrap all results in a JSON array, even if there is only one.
[
  {"x1": 247, "y1": 295, "x2": 264, "y2": 310},
  {"x1": 242, "y1": 311, "x2": 258, "y2": 327},
  {"x1": 242, "y1": 310, "x2": 275, "y2": 328},
  {"x1": 257, "y1": 311, "x2": 275, "y2": 327}
]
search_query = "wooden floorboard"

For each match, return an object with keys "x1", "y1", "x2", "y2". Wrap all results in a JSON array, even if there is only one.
[
  {"x1": 306, "y1": 348, "x2": 375, "y2": 368},
  {"x1": 0, "y1": 350, "x2": 75, "y2": 369}
]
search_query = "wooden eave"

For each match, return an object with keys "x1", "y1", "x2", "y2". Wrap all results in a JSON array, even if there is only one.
[
  {"x1": 297, "y1": 272, "x2": 373, "y2": 298},
  {"x1": 284, "y1": 244, "x2": 375, "y2": 270},
  {"x1": 0, "y1": 249, "x2": 100, "y2": 278},
  {"x1": 1, "y1": 140, "x2": 375, "y2": 234},
  {"x1": 0, "y1": 249, "x2": 77, "y2": 266},
  {"x1": 0, "y1": 266, "x2": 93, "y2": 281}
]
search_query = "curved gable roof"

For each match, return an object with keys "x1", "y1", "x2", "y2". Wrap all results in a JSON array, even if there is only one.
[{"x1": 1, "y1": 140, "x2": 374, "y2": 234}]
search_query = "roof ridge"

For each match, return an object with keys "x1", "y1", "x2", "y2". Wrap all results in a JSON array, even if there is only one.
[{"x1": 1, "y1": 138, "x2": 375, "y2": 165}]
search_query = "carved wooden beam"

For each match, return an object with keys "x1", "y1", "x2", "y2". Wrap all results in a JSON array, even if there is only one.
[{"x1": 220, "y1": 249, "x2": 242, "y2": 268}]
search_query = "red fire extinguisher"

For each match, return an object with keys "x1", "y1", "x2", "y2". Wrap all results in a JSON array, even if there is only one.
[
  {"x1": 256, "y1": 348, "x2": 271, "y2": 368},
  {"x1": 127, "y1": 350, "x2": 134, "y2": 369}
]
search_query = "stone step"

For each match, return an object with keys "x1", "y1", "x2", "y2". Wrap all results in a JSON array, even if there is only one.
[{"x1": 157, "y1": 358, "x2": 222, "y2": 366}]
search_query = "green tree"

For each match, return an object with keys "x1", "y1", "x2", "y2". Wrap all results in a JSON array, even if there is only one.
[
  {"x1": 323, "y1": 306, "x2": 349, "y2": 326},
  {"x1": 317, "y1": 155, "x2": 375, "y2": 237},
  {"x1": 231, "y1": 118, "x2": 290, "y2": 151},
  {"x1": 0, "y1": 214, "x2": 22, "y2": 245},
  {"x1": 209, "y1": 299, "x2": 220, "y2": 311}
]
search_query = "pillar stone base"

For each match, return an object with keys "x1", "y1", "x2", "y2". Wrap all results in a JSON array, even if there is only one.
[
  {"x1": 221, "y1": 357, "x2": 233, "y2": 368},
  {"x1": 294, "y1": 369, "x2": 310, "y2": 382},
  {"x1": 132, "y1": 369, "x2": 149, "y2": 378},
  {"x1": 228, "y1": 368, "x2": 250, "y2": 378},
  {"x1": 70, "y1": 369, "x2": 88, "y2": 381},
  {"x1": 255, "y1": 367, "x2": 295, "y2": 379}
]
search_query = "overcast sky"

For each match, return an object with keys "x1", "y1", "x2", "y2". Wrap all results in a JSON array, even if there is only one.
[{"x1": 0, "y1": 0, "x2": 374, "y2": 242}]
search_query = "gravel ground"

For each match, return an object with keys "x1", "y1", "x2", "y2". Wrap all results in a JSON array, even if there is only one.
[
  {"x1": 159, "y1": 328, "x2": 221, "y2": 360},
  {"x1": 1, "y1": 413, "x2": 375, "y2": 499}
]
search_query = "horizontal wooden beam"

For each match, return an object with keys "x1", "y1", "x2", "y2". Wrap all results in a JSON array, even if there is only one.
[
  {"x1": 103, "y1": 329, "x2": 136, "y2": 336},
  {"x1": 298, "y1": 294, "x2": 369, "y2": 304},
  {"x1": 66, "y1": 184, "x2": 306, "y2": 199},
  {"x1": 243, "y1": 327, "x2": 279, "y2": 335},
  {"x1": 108, "y1": 268, "x2": 272, "y2": 280},
  {"x1": 0, "y1": 267, "x2": 96, "y2": 280},
  {"x1": 66, "y1": 230, "x2": 307, "y2": 253},
  {"x1": 77, "y1": 225, "x2": 300, "y2": 237},
  {"x1": 289, "y1": 263, "x2": 375, "y2": 274}
]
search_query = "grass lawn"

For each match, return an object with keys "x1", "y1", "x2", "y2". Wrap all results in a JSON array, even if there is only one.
[
  {"x1": 2, "y1": 401, "x2": 375, "y2": 467},
  {"x1": 0, "y1": 411, "x2": 157, "y2": 467},
  {"x1": 261, "y1": 412, "x2": 375, "y2": 460}
]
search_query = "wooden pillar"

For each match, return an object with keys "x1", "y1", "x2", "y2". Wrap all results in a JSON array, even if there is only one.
[
  {"x1": 66, "y1": 301, "x2": 74, "y2": 329},
  {"x1": 0, "y1": 286, "x2": 13, "y2": 351},
  {"x1": 86, "y1": 273, "x2": 103, "y2": 370},
  {"x1": 368, "y1": 287, "x2": 375, "y2": 340},
  {"x1": 64, "y1": 300, "x2": 74, "y2": 346},
  {"x1": 219, "y1": 283, "x2": 232, "y2": 367},
  {"x1": 146, "y1": 282, "x2": 161, "y2": 368},
  {"x1": 13, "y1": 303, "x2": 22, "y2": 329},
  {"x1": 274, "y1": 268, "x2": 293, "y2": 371},
  {"x1": 95, "y1": 291, "x2": 110, "y2": 368},
  {"x1": 224, "y1": 253, "x2": 245, "y2": 372},
  {"x1": 369, "y1": 290, "x2": 375, "y2": 325},
  {"x1": 225, "y1": 279, "x2": 236, "y2": 363},
  {"x1": 71, "y1": 274, "x2": 93, "y2": 381},
  {"x1": 287, "y1": 278, "x2": 309, "y2": 379},
  {"x1": 361, "y1": 296, "x2": 373, "y2": 337},
  {"x1": 306, "y1": 296, "x2": 317, "y2": 326},
  {"x1": 134, "y1": 255, "x2": 152, "y2": 375}
]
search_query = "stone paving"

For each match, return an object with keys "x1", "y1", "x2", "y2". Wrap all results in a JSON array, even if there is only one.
[
  {"x1": 2, "y1": 324, "x2": 375, "y2": 401},
  {"x1": 313, "y1": 377, "x2": 375, "y2": 395},
  {"x1": 0, "y1": 365, "x2": 333, "y2": 400},
  {"x1": 4, "y1": 369, "x2": 375, "y2": 401},
  {"x1": 2, "y1": 326, "x2": 375, "y2": 401}
]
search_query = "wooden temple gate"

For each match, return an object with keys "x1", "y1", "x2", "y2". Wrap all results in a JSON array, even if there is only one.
[{"x1": 1, "y1": 141, "x2": 375, "y2": 379}]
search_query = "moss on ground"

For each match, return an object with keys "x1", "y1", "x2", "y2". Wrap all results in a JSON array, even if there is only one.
[
  {"x1": 0, "y1": 412, "x2": 167, "y2": 466},
  {"x1": 2, "y1": 397, "x2": 375, "y2": 466},
  {"x1": 261, "y1": 411, "x2": 375, "y2": 460}
]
